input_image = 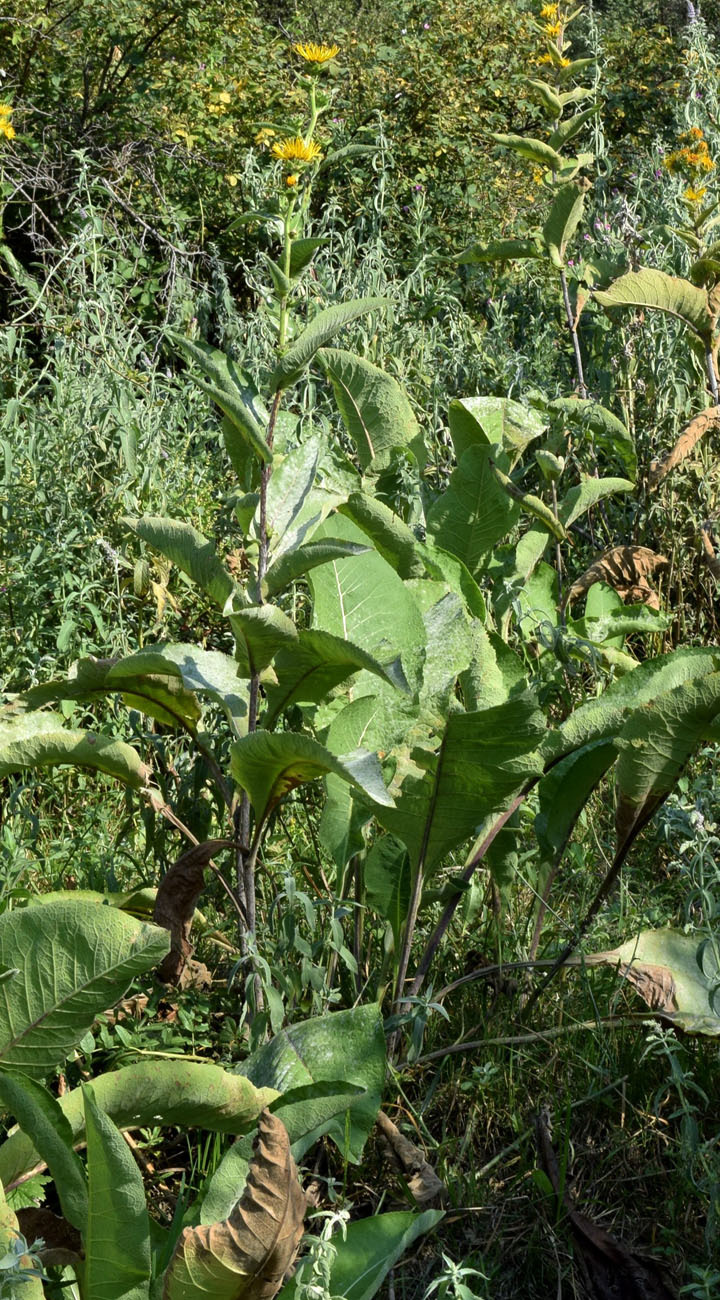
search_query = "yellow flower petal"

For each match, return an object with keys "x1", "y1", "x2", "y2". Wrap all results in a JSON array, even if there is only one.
[{"x1": 292, "y1": 41, "x2": 340, "y2": 63}]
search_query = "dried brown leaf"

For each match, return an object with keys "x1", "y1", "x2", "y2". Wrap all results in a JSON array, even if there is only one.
[
  {"x1": 164, "y1": 1108, "x2": 306, "y2": 1300},
  {"x1": 701, "y1": 528, "x2": 720, "y2": 580},
  {"x1": 535, "y1": 1110, "x2": 678, "y2": 1300},
  {"x1": 154, "y1": 838, "x2": 234, "y2": 984},
  {"x1": 376, "y1": 1110, "x2": 447, "y2": 1208},
  {"x1": 648, "y1": 405, "x2": 720, "y2": 487},
  {"x1": 566, "y1": 545, "x2": 668, "y2": 609}
]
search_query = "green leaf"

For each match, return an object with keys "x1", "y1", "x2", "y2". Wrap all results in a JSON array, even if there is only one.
[
  {"x1": 515, "y1": 561, "x2": 558, "y2": 638},
  {"x1": 264, "y1": 629, "x2": 406, "y2": 727},
  {"x1": 339, "y1": 492, "x2": 425, "y2": 579},
  {"x1": 0, "y1": 901, "x2": 169, "y2": 1080},
  {"x1": 318, "y1": 697, "x2": 383, "y2": 869},
  {"x1": 448, "y1": 396, "x2": 546, "y2": 462},
  {"x1": 416, "y1": 543, "x2": 487, "y2": 620},
  {"x1": 528, "y1": 78, "x2": 563, "y2": 118},
  {"x1": 0, "y1": 1070, "x2": 87, "y2": 1232},
  {"x1": 264, "y1": 538, "x2": 371, "y2": 597},
  {"x1": 319, "y1": 348, "x2": 424, "y2": 473},
  {"x1": 0, "y1": 1184, "x2": 43, "y2": 1298},
  {"x1": 0, "y1": 1061, "x2": 278, "y2": 1192},
  {"x1": 459, "y1": 624, "x2": 526, "y2": 711},
  {"x1": 535, "y1": 740, "x2": 617, "y2": 866},
  {"x1": 83, "y1": 1085, "x2": 152, "y2": 1300},
  {"x1": 0, "y1": 711, "x2": 150, "y2": 789},
  {"x1": 491, "y1": 132, "x2": 566, "y2": 170},
  {"x1": 378, "y1": 697, "x2": 546, "y2": 874},
  {"x1": 365, "y1": 835, "x2": 411, "y2": 949},
  {"x1": 21, "y1": 653, "x2": 202, "y2": 732},
  {"x1": 614, "y1": 672, "x2": 720, "y2": 852},
  {"x1": 288, "y1": 237, "x2": 328, "y2": 278},
  {"x1": 489, "y1": 461, "x2": 566, "y2": 540},
  {"x1": 264, "y1": 437, "x2": 321, "y2": 553},
  {"x1": 230, "y1": 732, "x2": 393, "y2": 826},
  {"x1": 546, "y1": 396, "x2": 636, "y2": 478},
  {"x1": 572, "y1": 605, "x2": 669, "y2": 644},
  {"x1": 542, "y1": 184, "x2": 585, "y2": 268},
  {"x1": 228, "y1": 604, "x2": 298, "y2": 677},
  {"x1": 593, "y1": 268, "x2": 710, "y2": 338},
  {"x1": 173, "y1": 336, "x2": 272, "y2": 466},
  {"x1": 457, "y1": 237, "x2": 544, "y2": 264},
  {"x1": 571, "y1": 930, "x2": 720, "y2": 1035},
  {"x1": 414, "y1": 590, "x2": 474, "y2": 715},
  {"x1": 151, "y1": 644, "x2": 249, "y2": 734},
  {"x1": 548, "y1": 105, "x2": 600, "y2": 151},
  {"x1": 124, "y1": 515, "x2": 235, "y2": 610},
  {"x1": 309, "y1": 516, "x2": 426, "y2": 694},
  {"x1": 270, "y1": 298, "x2": 389, "y2": 390},
  {"x1": 426, "y1": 445, "x2": 521, "y2": 576},
  {"x1": 279, "y1": 1211, "x2": 444, "y2": 1300},
  {"x1": 238, "y1": 1004, "x2": 385, "y2": 1164},
  {"x1": 559, "y1": 476, "x2": 634, "y2": 528}
]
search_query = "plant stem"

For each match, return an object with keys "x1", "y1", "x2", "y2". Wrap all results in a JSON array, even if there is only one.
[
  {"x1": 705, "y1": 341, "x2": 719, "y2": 403},
  {"x1": 559, "y1": 266, "x2": 588, "y2": 397}
]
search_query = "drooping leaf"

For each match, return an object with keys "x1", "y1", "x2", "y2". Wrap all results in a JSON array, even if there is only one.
[
  {"x1": 378, "y1": 696, "x2": 546, "y2": 874},
  {"x1": 457, "y1": 237, "x2": 544, "y2": 264},
  {"x1": 172, "y1": 336, "x2": 272, "y2": 466},
  {"x1": 230, "y1": 732, "x2": 393, "y2": 826},
  {"x1": 318, "y1": 348, "x2": 424, "y2": 472},
  {"x1": 426, "y1": 445, "x2": 521, "y2": 576},
  {"x1": 491, "y1": 132, "x2": 566, "y2": 170},
  {"x1": 83, "y1": 1086, "x2": 152, "y2": 1300},
  {"x1": 548, "y1": 104, "x2": 600, "y2": 151},
  {"x1": 264, "y1": 538, "x2": 371, "y2": 597},
  {"x1": 546, "y1": 396, "x2": 636, "y2": 478},
  {"x1": 263, "y1": 630, "x2": 407, "y2": 727},
  {"x1": 565, "y1": 545, "x2": 669, "y2": 610},
  {"x1": 542, "y1": 183, "x2": 585, "y2": 268},
  {"x1": 489, "y1": 460, "x2": 566, "y2": 541},
  {"x1": 339, "y1": 492, "x2": 425, "y2": 579},
  {"x1": 0, "y1": 901, "x2": 169, "y2": 1080},
  {"x1": 365, "y1": 835, "x2": 412, "y2": 949},
  {"x1": 448, "y1": 397, "x2": 546, "y2": 463},
  {"x1": 0, "y1": 1061, "x2": 278, "y2": 1192},
  {"x1": 571, "y1": 605, "x2": 669, "y2": 645},
  {"x1": 278, "y1": 1211, "x2": 444, "y2": 1300},
  {"x1": 0, "y1": 711, "x2": 151, "y2": 789},
  {"x1": 270, "y1": 298, "x2": 389, "y2": 389},
  {"x1": 648, "y1": 405, "x2": 720, "y2": 487},
  {"x1": 535, "y1": 740, "x2": 617, "y2": 868},
  {"x1": 228, "y1": 604, "x2": 298, "y2": 677},
  {"x1": 164, "y1": 1110, "x2": 305, "y2": 1300},
  {"x1": 154, "y1": 840, "x2": 234, "y2": 984},
  {"x1": 416, "y1": 543, "x2": 487, "y2": 620},
  {"x1": 264, "y1": 437, "x2": 321, "y2": 552},
  {"x1": 318, "y1": 697, "x2": 383, "y2": 870},
  {"x1": 570, "y1": 930, "x2": 720, "y2": 1034},
  {"x1": 593, "y1": 268, "x2": 710, "y2": 338},
  {"x1": 558, "y1": 476, "x2": 634, "y2": 529},
  {"x1": 124, "y1": 516, "x2": 235, "y2": 610},
  {"x1": 21, "y1": 652, "x2": 202, "y2": 732},
  {"x1": 237, "y1": 1004, "x2": 385, "y2": 1164},
  {"x1": 152, "y1": 644, "x2": 249, "y2": 734},
  {"x1": 528, "y1": 77, "x2": 563, "y2": 118},
  {"x1": 0, "y1": 1071, "x2": 87, "y2": 1232}
]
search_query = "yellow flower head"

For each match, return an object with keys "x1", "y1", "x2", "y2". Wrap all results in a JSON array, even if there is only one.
[
  {"x1": 543, "y1": 20, "x2": 562, "y2": 36},
  {"x1": 292, "y1": 41, "x2": 340, "y2": 64},
  {"x1": 0, "y1": 121, "x2": 15, "y2": 141},
  {"x1": 272, "y1": 135, "x2": 323, "y2": 164},
  {"x1": 684, "y1": 185, "x2": 707, "y2": 203},
  {"x1": 286, "y1": 173, "x2": 299, "y2": 186},
  {"x1": 540, "y1": 2, "x2": 559, "y2": 15},
  {"x1": 0, "y1": 103, "x2": 13, "y2": 118}
]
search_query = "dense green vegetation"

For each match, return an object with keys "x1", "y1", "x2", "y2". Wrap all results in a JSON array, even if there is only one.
[{"x1": 2, "y1": 1, "x2": 720, "y2": 1297}]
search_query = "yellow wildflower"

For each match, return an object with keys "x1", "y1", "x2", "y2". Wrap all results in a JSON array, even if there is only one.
[
  {"x1": 292, "y1": 41, "x2": 340, "y2": 63},
  {"x1": 225, "y1": 174, "x2": 239, "y2": 187},
  {"x1": 0, "y1": 121, "x2": 15, "y2": 140},
  {"x1": 535, "y1": 52, "x2": 553, "y2": 64},
  {"x1": 272, "y1": 135, "x2": 323, "y2": 164},
  {"x1": 286, "y1": 173, "x2": 299, "y2": 186},
  {"x1": 543, "y1": 20, "x2": 562, "y2": 36},
  {"x1": 0, "y1": 103, "x2": 13, "y2": 117},
  {"x1": 540, "y1": 2, "x2": 559, "y2": 15},
  {"x1": 684, "y1": 185, "x2": 707, "y2": 203},
  {"x1": 688, "y1": 126, "x2": 704, "y2": 139}
]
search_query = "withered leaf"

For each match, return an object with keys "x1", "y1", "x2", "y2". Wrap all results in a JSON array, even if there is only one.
[
  {"x1": 649, "y1": 405, "x2": 720, "y2": 487},
  {"x1": 376, "y1": 1110, "x2": 447, "y2": 1208},
  {"x1": 163, "y1": 1108, "x2": 306, "y2": 1300},
  {"x1": 701, "y1": 528, "x2": 720, "y2": 580},
  {"x1": 566, "y1": 545, "x2": 668, "y2": 610},
  {"x1": 535, "y1": 1110, "x2": 678, "y2": 1300},
  {"x1": 154, "y1": 838, "x2": 234, "y2": 984}
]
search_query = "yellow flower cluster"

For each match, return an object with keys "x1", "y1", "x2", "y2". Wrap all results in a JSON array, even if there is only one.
[
  {"x1": 540, "y1": 2, "x2": 559, "y2": 15},
  {"x1": 271, "y1": 135, "x2": 322, "y2": 165},
  {"x1": 292, "y1": 41, "x2": 339, "y2": 63},
  {"x1": 0, "y1": 104, "x2": 15, "y2": 141},
  {"x1": 543, "y1": 20, "x2": 562, "y2": 36},
  {"x1": 535, "y1": 52, "x2": 570, "y2": 67},
  {"x1": 664, "y1": 127, "x2": 715, "y2": 178},
  {"x1": 684, "y1": 185, "x2": 707, "y2": 204}
]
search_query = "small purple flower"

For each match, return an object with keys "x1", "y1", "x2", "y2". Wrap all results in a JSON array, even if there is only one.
[
  {"x1": 414, "y1": 182, "x2": 424, "y2": 191},
  {"x1": 402, "y1": 204, "x2": 410, "y2": 211},
  {"x1": 696, "y1": 90, "x2": 703, "y2": 99},
  {"x1": 423, "y1": 20, "x2": 430, "y2": 27},
  {"x1": 583, "y1": 233, "x2": 592, "y2": 240},
  {"x1": 655, "y1": 168, "x2": 663, "y2": 178}
]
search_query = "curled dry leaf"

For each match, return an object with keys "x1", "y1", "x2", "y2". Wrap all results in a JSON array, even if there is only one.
[
  {"x1": 535, "y1": 1109, "x2": 678, "y2": 1300},
  {"x1": 154, "y1": 838, "x2": 234, "y2": 984},
  {"x1": 163, "y1": 1108, "x2": 306, "y2": 1300},
  {"x1": 648, "y1": 405, "x2": 720, "y2": 487},
  {"x1": 565, "y1": 545, "x2": 669, "y2": 611},
  {"x1": 700, "y1": 528, "x2": 720, "y2": 580},
  {"x1": 376, "y1": 1110, "x2": 447, "y2": 1208}
]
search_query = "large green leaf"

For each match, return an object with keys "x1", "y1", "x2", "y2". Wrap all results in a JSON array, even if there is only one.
[
  {"x1": 318, "y1": 697, "x2": 383, "y2": 870},
  {"x1": 309, "y1": 516, "x2": 426, "y2": 693},
  {"x1": 151, "y1": 644, "x2": 249, "y2": 734},
  {"x1": 21, "y1": 652, "x2": 202, "y2": 731},
  {"x1": 0, "y1": 901, "x2": 169, "y2": 1080},
  {"x1": 426, "y1": 445, "x2": 521, "y2": 576},
  {"x1": 164, "y1": 1110, "x2": 305, "y2": 1300},
  {"x1": 237, "y1": 1004, "x2": 385, "y2": 1164},
  {"x1": 542, "y1": 183, "x2": 585, "y2": 267},
  {"x1": 593, "y1": 268, "x2": 710, "y2": 337},
  {"x1": 339, "y1": 491, "x2": 426, "y2": 579},
  {"x1": 0, "y1": 711, "x2": 151, "y2": 789},
  {"x1": 448, "y1": 397, "x2": 546, "y2": 462},
  {"x1": 378, "y1": 696, "x2": 546, "y2": 874},
  {"x1": 558, "y1": 476, "x2": 634, "y2": 528},
  {"x1": 0, "y1": 1182, "x2": 43, "y2": 1298},
  {"x1": 264, "y1": 436, "x2": 321, "y2": 553},
  {"x1": 614, "y1": 672, "x2": 720, "y2": 852},
  {"x1": 0, "y1": 1070, "x2": 87, "y2": 1232},
  {"x1": 230, "y1": 732, "x2": 392, "y2": 826},
  {"x1": 124, "y1": 516, "x2": 235, "y2": 610},
  {"x1": 489, "y1": 460, "x2": 566, "y2": 541},
  {"x1": 365, "y1": 834, "x2": 412, "y2": 949},
  {"x1": 491, "y1": 132, "x2": 566, "y2": 170},
  {"x1": 547, "y1": 397, "x2": 636, "y2": 478},
  {"x1": 416, "y1": 543, "x2": 487, "y2": 620},
  {"x1": 413, "y1": 589, "x2": 474, "y2": 716},
  {"x1": 264, "y1": 538, "x2": 370, "y2": 597},
  {"x1": 0, "y1": 1061, "x2": 277, "y2": 1191},
  {"x1": 173, "y1": 336, "x2": 272, "y2": 466},
  {"x1": 548, "y1": 105, "x2": 599, "y2": 151},
  {"x1": 83, "y1": 1086, "x2": 152, "y2": 1300},
  {"x1": 318, "y1": 347, "x2": 424, "y2": 472},
  {"x1": 270, "y1": 297, "x2": 389, "y2": 389},
  {"x1": 263, "y1": 629, "x2": 406, "y2": 727},
  {"x1": 279, "y1": 1211, "x2": 444, "y2": 1300},
  {"x1": 229, "y1": 604, "x2": 299, "y2": 676},
  {"x1": 457, "y1": 237, "x2": 544, "y2": 264},
  {"x1": 535, "y1": 740, "x2": 618, "y2": 867}
]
